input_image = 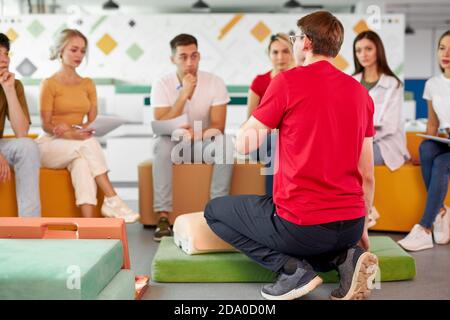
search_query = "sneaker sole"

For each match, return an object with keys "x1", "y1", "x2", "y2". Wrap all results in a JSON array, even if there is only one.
[
  {"x1": 261, "y1": 276, "x2": 323, "y2": 301},
  {"x1": 331, "y1": 252, "x2": 378, "y2": 301},
  {"x1": 397, "y1": 241, "x2": 434, "y2": 252},
  {"x1": 101, "y1": 207, "x2": 140, "y2": 224}
]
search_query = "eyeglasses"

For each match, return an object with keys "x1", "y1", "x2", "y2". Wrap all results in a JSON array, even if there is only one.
[{"x1": 289, "y1": 34, "x2": 307, "y2": 45}]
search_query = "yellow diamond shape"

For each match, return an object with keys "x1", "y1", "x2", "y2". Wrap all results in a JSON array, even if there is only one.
[
  {"x1": 6, "y1": 28, "x2": 18, "y2": 42},
  {"x1": 333, "y1": 55, "x2": 349, "y2": 71},
  {"x1": 251, "y1": 21, "x2": 271, "y2": 43},
  {"x1": 353, "y1": 19, "x2": 370, "y2": 34},
  {"x1": 96, "y1": 33, "x2": 117, "y2": 55}
]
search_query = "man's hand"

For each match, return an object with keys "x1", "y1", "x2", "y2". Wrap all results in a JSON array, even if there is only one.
[
  {"x1": 181, "y1": 74, "x2": 197, "y2": 99},
  {"x1": 0, "y1": 69, "x2": 16, "y2": 92},
  {"x1": 0, "y1": 153, "x2": 11, "y2": 183}
]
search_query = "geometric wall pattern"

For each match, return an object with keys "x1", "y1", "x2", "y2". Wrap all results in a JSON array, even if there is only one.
[{"x1": 0, "y1": 13, "x2": 404, "y2": 84}]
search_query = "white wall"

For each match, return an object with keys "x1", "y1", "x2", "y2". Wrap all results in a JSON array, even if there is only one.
[
  {"x1": 404, "y1": 29, "x2": 434, "y2": 79},
  {"x1": 405, "y1": 27, "x2": 450, "y2": 79}
]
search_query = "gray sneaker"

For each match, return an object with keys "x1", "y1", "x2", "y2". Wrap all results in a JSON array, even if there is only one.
[
  {"x1": 330, "y1": 246, "x2": 379, "y2": 300},
  {"x1": 261, "y1": 260, "x2": 323, "y2": 300}
]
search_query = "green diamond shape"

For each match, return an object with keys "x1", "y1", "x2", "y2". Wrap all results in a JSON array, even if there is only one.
[
  {"x1": 126, "y1": 43, "x2": 144, "y2": 61},
  {"x1": 27, "y1": 20, "x2": 45, "y2": 38}
]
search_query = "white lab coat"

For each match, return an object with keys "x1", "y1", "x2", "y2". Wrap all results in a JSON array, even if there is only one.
[{"x1": 354, "y1": 73, "x2": 410, "y2": 171}]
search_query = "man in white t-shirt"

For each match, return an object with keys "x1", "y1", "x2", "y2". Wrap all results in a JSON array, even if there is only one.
[{"x1": 151, "y1": 33, "x2": 234, "y2": 241}]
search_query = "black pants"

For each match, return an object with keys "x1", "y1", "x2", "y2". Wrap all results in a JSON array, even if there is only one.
[{"x1": 204, "y1": 195, "x2": 365, "y2": 273}]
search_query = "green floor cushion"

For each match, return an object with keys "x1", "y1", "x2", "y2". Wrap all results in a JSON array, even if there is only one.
[
  {"x1": 0, "y1": 239, "x2": 124, "y2": 300},
  {"x1": 152, "y1": 236, "x2": 415, "y2": 283},
  {"x1": 97, "y1": 270, "x2": 135, "y2": 300}
]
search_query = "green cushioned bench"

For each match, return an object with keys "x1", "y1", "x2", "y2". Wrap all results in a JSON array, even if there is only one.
[
  {"x1": 152, "y1": 236, "x2": 415, "y2": 283},
  {"x1": 0, "y1": 239, "x2": 135, "y2": 300}
]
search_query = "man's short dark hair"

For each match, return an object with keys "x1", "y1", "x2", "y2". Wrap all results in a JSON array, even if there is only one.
[
  {"x1": 297, "y1": 11, "x2": 344, "y2": 58},
  {"x1": 170, "y1": 34, "x2": 198, "y2": 54},
  {"x1": 0, "y1": 33, "x2": 10, "y2": 51}
]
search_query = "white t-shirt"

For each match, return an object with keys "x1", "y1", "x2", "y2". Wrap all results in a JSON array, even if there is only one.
[
  {"x1": 423, "y1": 74, "x2": 450, "y2": 129},
  {"x1": 151, "y1": 70, "x2": 230, "y2": 128}
]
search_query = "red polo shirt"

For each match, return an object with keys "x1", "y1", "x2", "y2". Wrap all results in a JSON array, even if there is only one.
[{"x1": 252, "y1": 60, "x2": 375, "y2": 225}]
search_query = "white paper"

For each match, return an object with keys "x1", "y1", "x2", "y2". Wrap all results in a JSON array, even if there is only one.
[
  {"x1": 416, "y1": 133, "x2": 450, "y2": 145},
  {"x1": 151, "y1": 113, "x2": 189, "y2": 136},
  {"x1": 82, "y1": 115, "x2": 125, "y2": 137}
]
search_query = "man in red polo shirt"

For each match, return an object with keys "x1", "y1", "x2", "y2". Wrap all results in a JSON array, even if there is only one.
[{"x1": 204, "y1": 11, "x2": 378, "y2": 300}]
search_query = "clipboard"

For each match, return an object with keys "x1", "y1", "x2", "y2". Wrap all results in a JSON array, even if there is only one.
[
  {"x1": 416, "y1": 133, "x2": 450, "y2": 145},
  {"x1": 79, "y1": 115, "x2": 125, "y2": 137},
  {"x1": 151, "y1": 113, "x2": 189, "y2": 136}
]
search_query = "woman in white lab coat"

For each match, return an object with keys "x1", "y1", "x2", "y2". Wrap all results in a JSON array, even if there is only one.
[
  {"x1": 353, "y1": 30, "x2": 410, "y2": 172},
  {"x1": 352, "y1": 30, "x2": 410, "y2": 228}
]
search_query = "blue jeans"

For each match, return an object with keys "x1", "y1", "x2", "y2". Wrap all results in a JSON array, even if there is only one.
[
  {"x1": 419, "y1": 140, "x2": 450, "y2": 228},
  {"x1": 373, "y1": 143, "x2": 385, "y2": 165}
]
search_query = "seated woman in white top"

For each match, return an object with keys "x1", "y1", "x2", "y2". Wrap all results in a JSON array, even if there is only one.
[
  {"x1": 353, "y1": 31, "x2": 410, "y2": 171},
  {"x1": 398, "y1": 30, "x2": 450, "y2": 252}
]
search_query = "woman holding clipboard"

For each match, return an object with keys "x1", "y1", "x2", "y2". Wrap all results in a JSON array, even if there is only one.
[
  {"x1": 37, "y1": 29, "x2": 139, "y2": 223},
  {"x1": 398, "y1": 30, "x2": 450, "y2": 251}
]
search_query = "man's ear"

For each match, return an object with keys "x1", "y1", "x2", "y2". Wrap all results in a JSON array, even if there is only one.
[
  {"x1": 170, "y1": 55, "x2": 175, "y2": 65},
  {"x1": 303, "y1": 36, "x2": 313, "y2": 52}
]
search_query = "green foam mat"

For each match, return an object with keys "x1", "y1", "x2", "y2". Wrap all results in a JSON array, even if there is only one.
[
  {"x1": 0, "y1": 239, "x2": 124, "y2": 300},
  {"x1": 97, "y1": 269, "x2": 135, "y2": 300},
  {"x1": 152, "y1": 236, "x2": 415, "y2": 283}
]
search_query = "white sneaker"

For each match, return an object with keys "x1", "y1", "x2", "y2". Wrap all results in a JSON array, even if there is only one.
[
  {"x1": 397, "y1": 224, "x2": 433, "y2": 251},
  {"x1": 101, "y1": 196, "x2": 140, "y2": 224},
  {"x1": 433, "y1": 207, "x2": 450, "y2": 245},
  {"x1": 368, "y1": 207, "x2": 380, "y2": 228}
]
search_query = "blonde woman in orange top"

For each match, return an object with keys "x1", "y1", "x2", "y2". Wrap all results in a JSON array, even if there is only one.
[{"x1": 37, "y1": 29, "x2": 139, "y2": 223}]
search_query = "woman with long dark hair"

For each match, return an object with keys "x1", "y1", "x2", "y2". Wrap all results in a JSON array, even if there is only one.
[
  {"x1": 352, "y1": 31, "x2": 410, "y2": 228},
  {"x1": 353, "y1": 30, "x2": 410, "y2": 170},
  {"x1": 398, "y1": 30, "x2": 450, "y2": 251}
]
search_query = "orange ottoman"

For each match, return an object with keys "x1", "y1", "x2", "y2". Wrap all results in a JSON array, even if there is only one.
[
  {"x1": 372, "y1": 164, "x2": 450, "y2": 232},
  {"x1": 138, "y1": 161, "x2": 265, "y2": 226},
  {"x1": 0, "y1": 169, "x2": 104, "y2": 218}
]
